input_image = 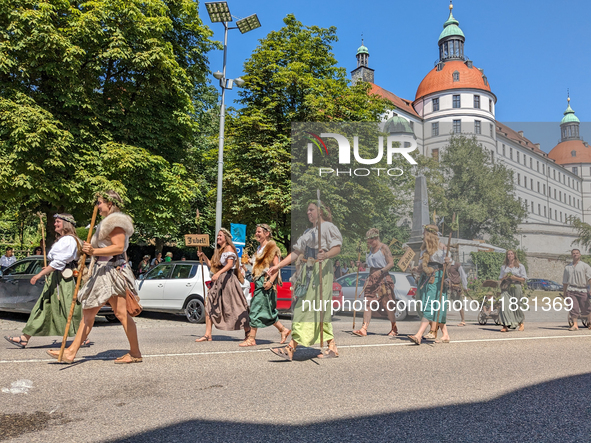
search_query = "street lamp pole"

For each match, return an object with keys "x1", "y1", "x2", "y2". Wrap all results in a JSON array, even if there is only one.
[
  {"x1": 206, "y1": 2, "x2": 260, "y2": 236},
  {"x1": 214, "y1": 22, "x2": 229, "y2": 236}
]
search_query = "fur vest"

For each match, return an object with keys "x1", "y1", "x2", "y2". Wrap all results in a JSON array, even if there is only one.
[
  {"x1": 91, "y1": 212, "x2": 134, "y2": 250},
  {"x1": 252, "y1": 241, "x2": 281, "y2": 279}
]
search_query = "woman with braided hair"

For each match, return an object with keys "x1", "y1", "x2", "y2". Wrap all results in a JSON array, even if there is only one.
[
  {"x1": 5, "y1": 214, "x2": 90, "y2": 349},
  {"x1": 408, "y1": 224, "x2": 452, "y2": 345},
  {"x1": 195, "y1": 228, "x2": 251, "y2": 342}
]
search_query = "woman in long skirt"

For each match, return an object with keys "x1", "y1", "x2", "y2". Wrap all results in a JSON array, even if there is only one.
[
  {"x1": 4, "y1": 214, "x2": 89, "y2": 348},
  {"x1": 352, "y1": 228, "x2": 398, "y2": 337},
  {"x1": 498, "y1": 250, "x2": 527, "y2": 332},
  {"x1": 47, "y1": 191, "x2": 141, "y2": 364},
  {"x1": 408, "y1": 225, "x2": 451, "y2": 345},
  {"x1": 195, "y1": 229, "x2": 250, "y2": 341},
  {"x1": 268, "y1": 201, "x2": 342, "y2": 360},
  {"x1": 240, "y1": 224, "x2": 290, "y2": 347}
]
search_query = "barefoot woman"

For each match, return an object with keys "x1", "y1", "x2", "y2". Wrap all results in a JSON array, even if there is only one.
[
  {"x1": 240, "y1": 224, "x2": 290, "y2": 347},
  {"x1": 47, "y1": 191, "x2": 141, "y2": 364},
  {"x1": 352, "y1": 228, "x2": 398, "y2": 337},
  {"x1": 195, "y1": 228, "x2": 250, "y2": 342},
  {"x1": 268, "y1": 201, "x2": 342, "y2": 360}
]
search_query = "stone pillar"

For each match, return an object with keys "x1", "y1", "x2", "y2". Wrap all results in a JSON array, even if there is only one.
[{"x1": 407, "y1": 175, "x2": 430, "y2": 264}]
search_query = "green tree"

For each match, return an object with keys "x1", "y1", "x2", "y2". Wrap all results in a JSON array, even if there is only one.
[
  {"x1": 418, "y1": 134, "x2": 526, "y2": 249},
  {"x1": 569, "y1": 216, "x2": 591, "y2": 254},
  {"x1": 0, "y1": 0, "x2": 218, "y2": 244},
  {"x1": 222, "y1": 15, "x2": 396, "y2": 250}
]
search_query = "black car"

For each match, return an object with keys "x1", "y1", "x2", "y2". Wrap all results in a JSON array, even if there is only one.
[{"x1": 0, "y1": 256, "x2": 116, "y2": 321}]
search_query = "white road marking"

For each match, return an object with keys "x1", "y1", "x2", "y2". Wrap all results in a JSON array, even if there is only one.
[
  {"x1": 2, "y1": 379, "x2": 33, "y2": 394},
  {"x1": 0, "y1": 334, "x2": 589, "y2": 364}
]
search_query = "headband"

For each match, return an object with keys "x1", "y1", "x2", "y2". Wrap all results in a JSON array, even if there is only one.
[
  {"x1": 95, "y1": 191, "x2": 124, "y2": 210},
  {"x1": 424, "y1": 226, "x2": 438, "y2": 234},
  {"x1": 53, "y1": 214, "x2": 77, "y2": 226}
]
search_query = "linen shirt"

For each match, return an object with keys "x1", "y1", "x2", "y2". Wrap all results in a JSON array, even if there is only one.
[
  {"x1": 0, "y1": 255, "x2": 16, "y2": 269},
  {"x1": 562, "y1": 261, "x2": 591, "y2": 288},
  {"x1": 47, "y1": 236, "x2": 78, "y2": 271},
  {"x1": 292, "y1": 222, "x2": 343, "y2": 254},
  {"x1": 499, "y1": 264, "x2": 527, "y2": 280}
]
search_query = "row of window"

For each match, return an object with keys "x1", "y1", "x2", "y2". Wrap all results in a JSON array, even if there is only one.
[
  {"x1": 500, "y1": 143, "x2": 579, "y2": 191},
  {"x1": 516, "y1": 173, "x2": 580, "y2": 208},
  {"x1": 522, "y1": 198, "x2": 573, "y2": 223},
  {"x1": 432, "y1": 95, "x2": 493, "y2": 112},
  {"x1": 431, "y1": 120, "x2": 494, "y2": 137}
]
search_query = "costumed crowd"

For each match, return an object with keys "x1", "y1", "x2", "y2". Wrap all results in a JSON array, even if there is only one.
[{"x1": 4, "y1": 194, "x2": 591, "y2": 363}]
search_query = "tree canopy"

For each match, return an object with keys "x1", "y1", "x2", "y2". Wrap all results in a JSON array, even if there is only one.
[
  {"x1": 418, "y1": 134, "x2": 526, "y2": 249},
  {"x1": 222, "y1": 15, "x2": 396, "y2": 250},
  {"x1": 0, "y1": 0, "x2": 218, "y2": 242}
]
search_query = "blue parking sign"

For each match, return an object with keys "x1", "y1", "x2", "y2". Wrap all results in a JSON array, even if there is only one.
[{"x1": 231, "y1": 223, "x2": 246, "y2": 258}]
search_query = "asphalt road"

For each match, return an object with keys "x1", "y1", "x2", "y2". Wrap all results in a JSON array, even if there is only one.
[{"x1": 1, "y1": 309, "x2": 590, "y2": 443}]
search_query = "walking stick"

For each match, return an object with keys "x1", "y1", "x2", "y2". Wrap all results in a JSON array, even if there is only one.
[
  {"x1": 196, "y1": 210, "x2": 207, "y2": 307},
  {"x1": 58, "y1": 205, "x2": 99, "y2": 362},
  {"x1": 433, "y1": 213, "x2": 455, "y2": 334},
  {"x1": 37, "y1": 213, "x2": 47, "y2": 267},
  {"x1": 317, "y1": 189, "x2": 324, "y2": 352},
  {"x1": 352, "y1": 241, "x2": 363, "y2": 330}
]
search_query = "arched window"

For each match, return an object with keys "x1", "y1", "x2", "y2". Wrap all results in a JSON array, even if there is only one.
[{"x1": 452, "y1": 71, "x2": 460, "y2": 82}]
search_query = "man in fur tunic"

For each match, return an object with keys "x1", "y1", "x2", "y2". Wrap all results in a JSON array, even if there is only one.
[{"x1": 240, "y1": 224, "x2": 291, "y2": 347}]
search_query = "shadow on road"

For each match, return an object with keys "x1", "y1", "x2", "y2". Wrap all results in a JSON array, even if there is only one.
[{"x1": 105, "y1": 373, "x2": 591, "y2": 442}]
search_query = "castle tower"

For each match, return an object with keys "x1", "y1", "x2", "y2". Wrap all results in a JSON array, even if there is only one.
[{"x1": 351, "y1": 39, "x2": 374, "y2": 84}]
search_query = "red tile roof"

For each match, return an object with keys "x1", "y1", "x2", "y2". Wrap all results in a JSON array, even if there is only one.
[
  {"x1": 496, "y1": 122, "x2": 547, "y2": 158},
  {"x1": 415, "y1": 60, "x2": 492, "y2": 101},
  {"x1": 369, "y1": 83, "x2": 420, "y2": 118},
  {"x1": 549, "y1": 139, "x2": 591, "y2": 165}
]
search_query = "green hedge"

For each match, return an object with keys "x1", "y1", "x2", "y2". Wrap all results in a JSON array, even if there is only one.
[{"x1": 470, "y1": 250, "x2": 528, "y2": 280}]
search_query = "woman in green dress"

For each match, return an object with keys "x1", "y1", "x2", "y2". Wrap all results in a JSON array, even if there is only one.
[
  {"x1": 408, "y1": 225, "x2": 452, "y2": 345},
  {"x1": 4, "y1": 214, "x2": 88, "y2": 348},
  {"x1": 239, "y1": 224, "x2": 290, "y2": 347},
  {"x1": 498, "y1": 250, "x2": 527, "y2": 332},
  {"x1": 268, "y1": 202, "x2": 342, "y2": 360}
]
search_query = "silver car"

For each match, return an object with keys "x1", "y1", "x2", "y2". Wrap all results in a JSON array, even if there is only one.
[
  {"x1": 136, "y1": 261, "x2": 210, "y2": 323},
  {"x1": 0, "y1": 256, "x2": 115, "y2": 320},
  {"x1": 334, "y1": 271, "x2": 418, "y2": 320}
]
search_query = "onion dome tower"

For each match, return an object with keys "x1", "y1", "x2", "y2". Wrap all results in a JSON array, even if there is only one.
[{"x1": 351, "y1": 39, "x2": 374, "y2": 84}]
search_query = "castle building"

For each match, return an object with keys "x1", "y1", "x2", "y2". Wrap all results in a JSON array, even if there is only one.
[{"x1": 354, "y1": 2, "x2": 588, "y2": 258}]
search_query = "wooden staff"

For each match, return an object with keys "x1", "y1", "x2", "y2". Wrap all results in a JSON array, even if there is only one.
[
  {"x1": 58, "y1": 205, "x2": 99, "y2": 362},
  {"x1": 196, "y1": 209, "x2": 207, "y2": 307},
  {"x1": 317, "y1": 189, "x2": 324, "y2": 352},
  {"x1": 433, "y1": 213, "x2": 455, "y2": 333},
  {"x1": 37, "y1": 212, "x2": 47, "y2": 267},
  {"x1": 352, "y1": 241, "x2": 363, "y2": 330}
]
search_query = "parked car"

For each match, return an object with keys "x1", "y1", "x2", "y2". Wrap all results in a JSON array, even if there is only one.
[
  {"x1": 527, "y1": 278, "x2": 561, "y2": 291},
  {"x1": 249, "y1": 265, "x2": 343, "y2": 313},
  {"x1": 0, "y1": 256, "x2": 115, "y2": 320},
  {"x1": 136, "y1": 260, "x2": 211, "y2": 323},
  {"x1": 334, "y1": 271, "x2": 418, "y2": 321}
]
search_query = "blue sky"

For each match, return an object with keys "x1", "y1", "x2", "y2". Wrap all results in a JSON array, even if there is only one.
[{"x1": 199, "y1": 0, "x2": 590, "y2": 152}]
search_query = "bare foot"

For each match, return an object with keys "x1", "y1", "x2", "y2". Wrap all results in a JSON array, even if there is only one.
[
  {"x1": 280, "y1": 328, "x2": 291, "y2": 344},
  {"x1": 195, "y1": 335, "x2": 212, "y2": 342}
]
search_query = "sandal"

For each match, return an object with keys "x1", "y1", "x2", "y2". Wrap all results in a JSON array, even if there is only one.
[
  {"x1": 195, "y1": 335, "x2": 212, "y2": 342},
  {"x1": 457, "y1": 321, "x2": 466, "y2": 327},
  {"x1": 435, "y1": 338, "x2": 451, "y2": 344},
  {"x1": 81, "y1": 339, "x2": 91, "y2": 348},
  {"x1": 423, "y1": 331, "x2": 437, "y2": 340},
  {"x1": 317, "y1": 348, "x2": 339, "y2": 359},
  {"x1": 387, "y1": 325, "x2": 398, "y2": 337},
  {"x1": 114, "y1": 353, "x2": 143, "y2": 364},
  {"x1": 4, "y1": 336, "x2": 28, "y2": 349},
  {"x1": 518, "y1": 323, "x2": 525, "y2": 332},
  {"x1": 46, "y1": 349, "x2": 74, "y2": 364},
  {"x1": 568, "y1": 325, "x2": 579, "y2": 331},
  {"x1": 500, "y1": 327, "x2": 509, "y2": 333},
  {"x1": 279, "y1": 328, "x2": 291, "y2": 344},
  {"x1": 408, "y1": 335, "x2": 421, "y2": 345},
  {"x1": 270, "y1": 344, "x2": 294, "y2": 361},
  {"x1": 239, "y1": 337, "x2": 257, "y2": 347},
  {"x1": 352, "y1": 324, "x2": 368, "y2": 337}
]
